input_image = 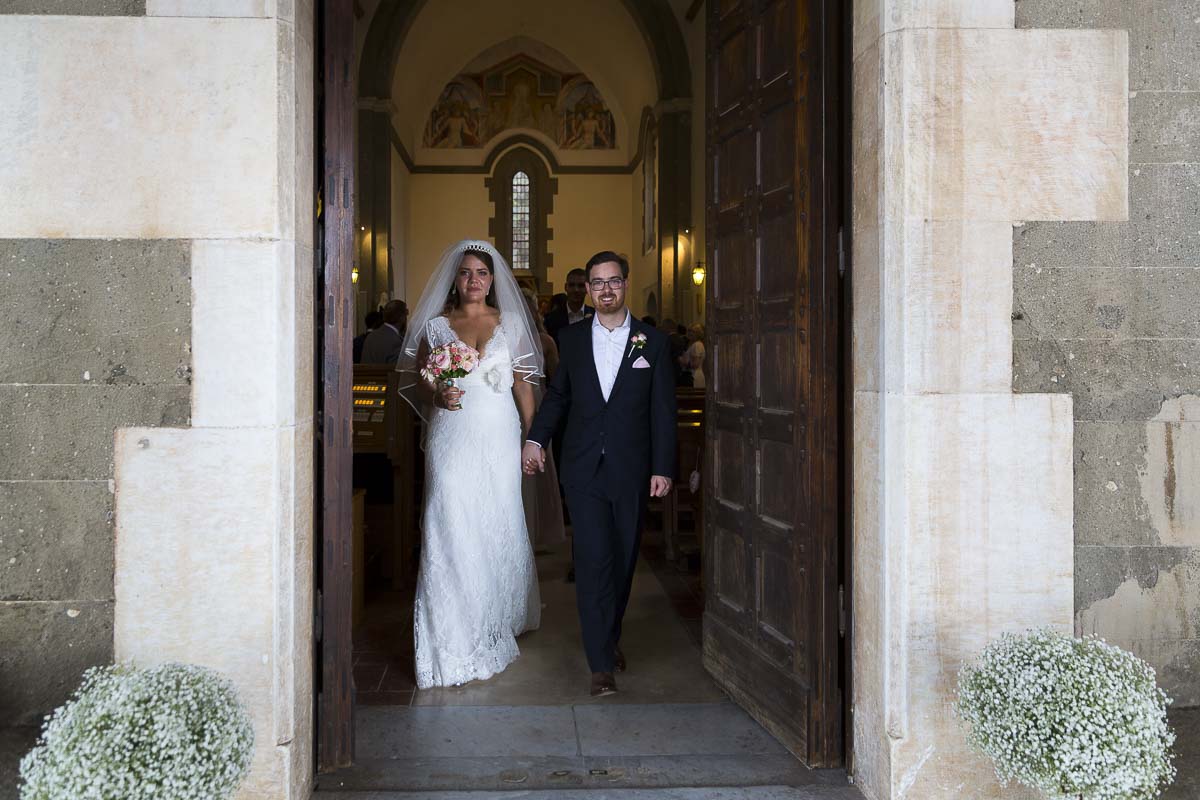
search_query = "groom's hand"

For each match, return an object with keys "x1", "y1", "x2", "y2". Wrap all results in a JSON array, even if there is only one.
[
  {"x1": 650, "y1": 475, "x2": 673, "y2": 498},
  {"x1": 522, "y1": 442, "x2": 545, "y2": 475}
]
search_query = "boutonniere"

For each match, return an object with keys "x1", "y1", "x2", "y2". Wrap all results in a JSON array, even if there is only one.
[{"x1": 627, "y1": 332, "x2": 648, "y2": 359}]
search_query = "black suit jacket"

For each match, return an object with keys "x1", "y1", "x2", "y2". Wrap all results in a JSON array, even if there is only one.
[
  {"x1": 544, "y1": 304, "x2": 594, "y2": 347},
  {"x1": 529, "y1": 316, "x2": 677, "y2": 493}
]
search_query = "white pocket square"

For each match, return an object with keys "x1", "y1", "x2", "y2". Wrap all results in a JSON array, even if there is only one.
[{"x1": 632, "y1": 356, "x2": 651, "y2": 369}]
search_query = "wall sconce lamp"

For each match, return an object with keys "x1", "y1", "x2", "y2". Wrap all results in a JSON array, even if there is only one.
[
  {"x1": 691, "y1": 262, "x2": 706, "y2": 286},
  {"x1": 351, "y1": 266, "x2": 360, "y2": 284}
]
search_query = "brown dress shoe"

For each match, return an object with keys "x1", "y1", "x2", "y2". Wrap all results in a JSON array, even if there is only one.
[
  {"x1": 590, "y1": 672, "x2": 618, "y2": 697},
  {"x1": 614, "y1": 645, "x2": 626, "y2": 673}
]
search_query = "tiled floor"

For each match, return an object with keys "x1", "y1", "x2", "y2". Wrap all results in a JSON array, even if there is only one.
[
  {"x1": 353, "y1": 540, "x2": 725, "y2": 708},
  {"x1": 316, "y1": 539, "x2": 856, "y2": 796}
]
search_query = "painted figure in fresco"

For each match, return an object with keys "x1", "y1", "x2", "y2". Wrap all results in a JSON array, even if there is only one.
[
  {"x1": 425, "y1": 63, "x2": 616, "y2": 151},
  {"x1": 506, "y1": 81, "x2": 537, "y2": 130},
  {"x1": 425, "y1": 82, "x2": 485, "y2": 149}
]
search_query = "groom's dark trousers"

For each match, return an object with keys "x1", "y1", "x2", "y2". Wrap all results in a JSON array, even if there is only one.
[
  {"x1": 528, "y1": 316, "x2": 676, "y2": 674},
  {"x1": 566, "y1": 460, "x2": 647, "y2": 671}
]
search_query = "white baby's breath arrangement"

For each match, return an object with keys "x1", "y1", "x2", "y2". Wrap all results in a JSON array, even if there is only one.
[
  {"x1": 19, "y1": 662, "x2": 254, "y2": 800},
  {"x1": 955, "y1": 629, "x2": 1175, "y2": 800}
]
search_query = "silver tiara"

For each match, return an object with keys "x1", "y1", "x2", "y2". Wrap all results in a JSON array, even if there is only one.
[{"x1": 452, "y1": 239, "x2": 498, "y2": 257}]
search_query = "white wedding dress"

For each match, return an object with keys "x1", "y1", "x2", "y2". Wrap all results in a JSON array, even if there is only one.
[{"x1": 414, "y1": 315, "x2": 541, "y2": 689}]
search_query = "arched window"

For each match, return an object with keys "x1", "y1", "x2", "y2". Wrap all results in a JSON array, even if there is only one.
[
  {"x1": 488, "y1": 146, "x2": 556, "y2": 283},
  {"x1": 511, "y1": 171, "x2": 532, "y2": 270}
]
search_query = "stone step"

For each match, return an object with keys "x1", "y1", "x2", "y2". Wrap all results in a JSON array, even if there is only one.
[
  {"x1": 313, "y1": 784, "x2": 864, "y2": 799},
  {"x1": 313, "y1": 753, "x2": 850, "y2": 793}
]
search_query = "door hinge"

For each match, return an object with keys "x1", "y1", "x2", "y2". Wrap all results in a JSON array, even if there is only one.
[
  {"x1": 838, "y1": 584, "x2": 846, "y2": 637},
  {"x1": 837, "y1": 225, "x2": 846, "y2": 279},
  {"x1": 315, "y1": 589, "x2": 323, "y2": 643}
]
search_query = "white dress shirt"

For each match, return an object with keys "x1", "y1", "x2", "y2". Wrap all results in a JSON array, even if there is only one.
[
  {"x1": 592, "y1": 310, "x2": 631, "y2": 402},
  {"x1": 525, "y1": 309, "x2": 631, "y2": 452},
  {"x1": 567, "y1": 303, "x2": 589, "y2": 326}
]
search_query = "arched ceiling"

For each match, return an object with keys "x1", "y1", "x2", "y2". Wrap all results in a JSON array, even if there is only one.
[{"x1": 359, "y1": 0, "x2": 691, "y2": 156}]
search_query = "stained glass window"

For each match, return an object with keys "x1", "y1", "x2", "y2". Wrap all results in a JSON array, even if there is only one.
[{"x1": 512, "y1": 171, "x2": 532, "y2": 270}]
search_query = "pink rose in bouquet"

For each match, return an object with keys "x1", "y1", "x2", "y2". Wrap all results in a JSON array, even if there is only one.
[{"x1": 420, "y1": 341, "x2": 479, "y2": 386}]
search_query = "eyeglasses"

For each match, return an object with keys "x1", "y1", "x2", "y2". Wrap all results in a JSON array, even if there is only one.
[{"x1": 588, "y1": 277, "x2": 626, "y2": 291}]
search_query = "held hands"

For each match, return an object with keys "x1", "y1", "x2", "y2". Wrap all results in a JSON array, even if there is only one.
[
  {"x1": 522, "y1": 442, "x2": 545, "y2": 475},
  {"x1": 650, "y1": 475, "x2": 673, "y2": 498},
  {"x1": 436, "y1": 383, "x2": 465, "y2": 410}
]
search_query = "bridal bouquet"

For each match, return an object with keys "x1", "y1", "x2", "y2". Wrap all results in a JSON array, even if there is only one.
[{"x1": 421, "y1": 341, "x2": 479, "y2": 386}]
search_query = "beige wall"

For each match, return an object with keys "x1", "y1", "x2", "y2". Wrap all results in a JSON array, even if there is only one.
[
  {"x1": 549, "y1": 173, "x2": 636, "y2": 310},
  {"x1": 403, "y1": 173, "x2": 493, "y2": 305},
  {"x1": 402, "y1": 168, "x2": 639, "y2": 314}
]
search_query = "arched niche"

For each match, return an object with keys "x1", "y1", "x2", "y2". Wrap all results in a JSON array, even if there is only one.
[{"x1": 486, "y1": 145, "x2": 557, "y2": 285}]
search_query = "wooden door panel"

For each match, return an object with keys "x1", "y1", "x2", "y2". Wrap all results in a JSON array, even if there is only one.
[
  {"x1": 703, "y1": 0, "x2": 843, "y2": 767},
  {"x1": 714, "y1": 526, "x2": 751, "y2": 617},
  {"x1": 715, "y1": 428, "x2": 748, "y2": 506},
  {"x1": 714, "y1": 227, "x2": 753, "y2": 304},
  {"x1": 762, "y1": 0, "x2": 796, "y2": 83},
  {"x1": 717, "y1": 130, "x2": 755, "y2": 209}
]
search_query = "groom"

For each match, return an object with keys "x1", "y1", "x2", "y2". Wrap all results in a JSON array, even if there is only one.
[{"x1": 523, "y1": 251, "x2": 676, "y2": 697}]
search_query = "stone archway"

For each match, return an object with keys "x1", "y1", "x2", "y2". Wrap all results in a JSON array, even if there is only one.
[{"x1": 358, "y1": 0, "x2": 690, "y2": 102}]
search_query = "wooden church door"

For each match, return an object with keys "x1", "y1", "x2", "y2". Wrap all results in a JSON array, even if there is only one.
[{"x1": 702, "y1": 0, "x2": 846, "y2": 768}]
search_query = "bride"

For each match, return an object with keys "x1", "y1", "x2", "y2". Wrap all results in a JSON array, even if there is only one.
[{"x1": 397, "y1": 239, "x2": 543, "y2": 688}]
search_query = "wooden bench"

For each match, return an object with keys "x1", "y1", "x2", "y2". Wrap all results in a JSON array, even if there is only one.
[{"x1": 663, "y1": 387, "x2": 705, "y2": 564}]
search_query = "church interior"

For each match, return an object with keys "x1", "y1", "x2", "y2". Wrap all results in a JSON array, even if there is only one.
[{"x1": 326, "y1": 0, "x2": 791, "y2": 792}]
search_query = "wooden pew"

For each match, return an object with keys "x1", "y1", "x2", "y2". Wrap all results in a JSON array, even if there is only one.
[
  {"x1": 663, "y1": 387, "x2": 705, "y2": 564},
  {"x1": 352, "y1": 365, "x2": 421, "y2": 590}
]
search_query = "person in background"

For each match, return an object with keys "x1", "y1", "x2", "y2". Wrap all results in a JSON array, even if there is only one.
[
  {"x1": 353, "y1": 310, "x2": 383, "y2": 364},
  {"x1": 360, "y1": 299, "x2": 408, "y2": 365},
  {"x1": 544, "y1": 268, "x2": 593, "y2": 346},
  {"x1": 679, "y1": 323, "x2": 706, "y2": 389},
  {"x1": 521, "y1": 289, "x2": 566, "y2": 551},
  {"x1": 641, "y1": 315, "x2": 657, "y2": 327},
  {"x1": 661, "y1": 317, "x2": 690, "y2": 386}
]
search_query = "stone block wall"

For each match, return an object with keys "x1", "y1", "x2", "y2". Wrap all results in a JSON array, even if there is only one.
[
  {"x1": 0, "y1": 239, "x2": 191, "y2": 725},
  {"x1": 851, "y1": 1, "x2": 1127, "y2": 796},
  {"x1": 1014, "y1": 1, "x2": 1200, "y2": 706},
  {"x1": 0, "y1": 4, "x2": 315, "y2": 798}
]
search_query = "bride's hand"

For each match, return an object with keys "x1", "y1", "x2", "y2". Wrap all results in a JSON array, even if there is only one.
[{"x1": 436, "y1": 384, "x2": 465, "y2": 410}]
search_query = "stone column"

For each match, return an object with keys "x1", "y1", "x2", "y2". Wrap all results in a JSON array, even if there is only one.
[
  {"x1": 357, "y1": 105, "x2": 392, "y2": 329},
  {"x1": 657, "y1": 105, "x2": 692, "y2": 323},
  {"x1": 0, "y1": 4, "x2": 316, "y2": 799},
  {"x1": 850, "y1": 2, "x2": 1127, "y2": 797}
]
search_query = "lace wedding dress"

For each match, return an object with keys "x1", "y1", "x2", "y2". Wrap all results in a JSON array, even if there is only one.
[{"x1": 414, "y1": 315, "x2": 541, "y2": 688}]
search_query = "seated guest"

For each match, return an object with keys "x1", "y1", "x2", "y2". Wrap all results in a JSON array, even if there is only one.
[
  {"x1": 353, "y1": 310, "x2": 383, "y2": 364},
  {"x1": 544, "y1": 268, "x2": 593, "y2": 345},
  {"x1": 360, "y1": 299, "x2": 408, "y2": 365}
]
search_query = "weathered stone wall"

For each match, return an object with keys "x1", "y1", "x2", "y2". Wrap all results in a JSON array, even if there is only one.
[
  {"x1": 0, "y1": 238, "x2": 190, "y2": 725},
  {"x1": 0, "y1": 0, "x2": 160, "y2": 733},
  {"x1": 1014, "y1": 1, "x2": 1200, "y2": 706},
  {"x1": 851, "y1": 1, "x2": 1127, "y2": 797},
  {"x1": 0, "y1": 4, "x2": 314, "y2": 798}
]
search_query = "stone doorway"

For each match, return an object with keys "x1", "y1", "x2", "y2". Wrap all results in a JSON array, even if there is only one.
[{"x1": 315, "y1": 0, "x2": 854, "y2": 793}]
